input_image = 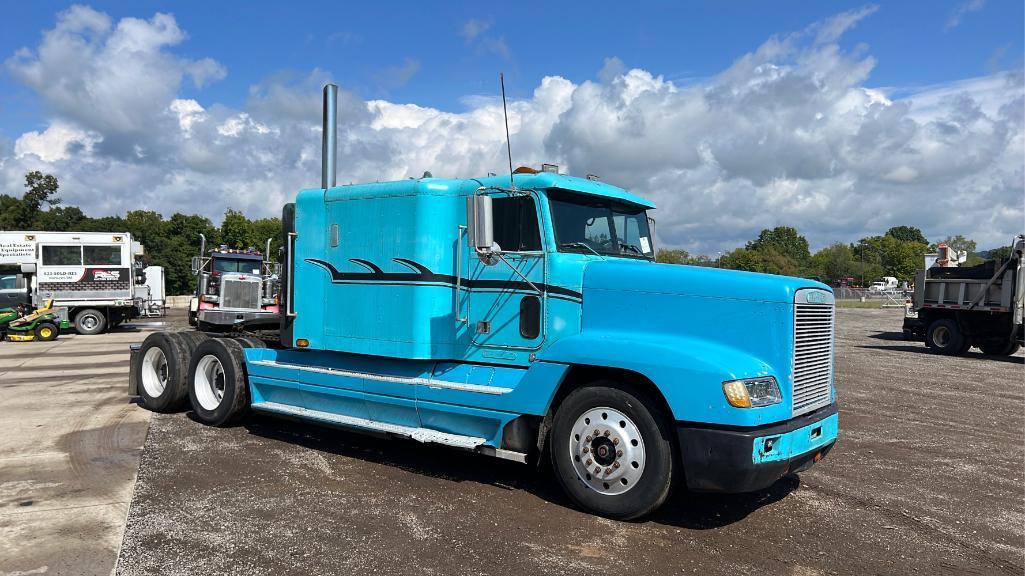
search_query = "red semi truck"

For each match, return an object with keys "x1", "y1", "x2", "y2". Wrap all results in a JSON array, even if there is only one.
[{"x1": 188, "y1": 234, "x2": 281, "y2": 331}]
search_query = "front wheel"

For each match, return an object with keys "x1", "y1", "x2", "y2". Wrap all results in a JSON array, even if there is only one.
[
  {"x1": 550, "y1": 382, "x2": 675, "y2": 520},
  {"x1": 34, "y1": 322, "x2": 59, "y2": 341},
  {"x1": 74, "y1": 308, "x2": 107, "y2": 335},
  {"x1": 925, "y1": 319, "x2": 964, "y2": 355}
]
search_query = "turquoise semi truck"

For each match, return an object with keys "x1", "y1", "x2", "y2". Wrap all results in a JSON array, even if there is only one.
[{"x1": 130, "y1": 85, "x2": 838, "y2": 519}]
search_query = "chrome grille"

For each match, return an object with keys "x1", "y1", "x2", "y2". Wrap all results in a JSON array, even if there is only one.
[
  {"x1": 792, "y1": 297, "x2": 834, "y2": 416},
  {"x1": 221, "y1": 277, "x2": 261, "y2": 310}
]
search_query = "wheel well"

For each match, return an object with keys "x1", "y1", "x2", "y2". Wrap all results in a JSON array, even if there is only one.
[{"x1": 523, "y1": 364, "x2": 675, "y2": 463}]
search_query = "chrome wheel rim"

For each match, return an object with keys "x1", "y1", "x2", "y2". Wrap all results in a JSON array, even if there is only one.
[
  {"x1": 141, "y1": 347, "x2": 168, "y2": 397},
  {"x1": 194, "y1": 355, "x2": 225, "y2": 411},
  {"x1": 934, "y1": 326, "x2": 950, "y2": 347},
  {"x1": 80, "y1": 315, "x2": 98, "y2": 330},
  {"x1": 569, "y1": 407, "x2": 645, "y2": 495}
]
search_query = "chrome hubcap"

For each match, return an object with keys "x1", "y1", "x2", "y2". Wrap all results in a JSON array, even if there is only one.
[
  {"x1": 934, "y1": 326, "x2": 950, "y2": 347},
  {"x1": 569, "y1": 407, "x2": 645, "y2": 495}
]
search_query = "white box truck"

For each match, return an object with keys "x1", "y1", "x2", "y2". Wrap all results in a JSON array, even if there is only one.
[{"x1": 0, "y1": 231, "x2": 146, "y2": 334}]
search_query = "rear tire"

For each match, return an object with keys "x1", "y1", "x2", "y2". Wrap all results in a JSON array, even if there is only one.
[
  {"x1": 925, "y1": 319, "x2": 964, "y2": 355},
  {"x1": 34, "y1": 322, "x2": 59, "y2": 341},
  {"x1": 74, "y1": 308, "x2": 106, "y2": 335},
  {"x1": 980, "y1": 340, "x2": 1021, "y2": 356},
  {"x1": 188, "y1": 338, "x2": 250, "y2": 426},
  {"x1": 549, "y1": 382, "x2": 675, "y2": 520},
  {"x1": 134, "y1": 332, "x2": 190, "y2": 412}
]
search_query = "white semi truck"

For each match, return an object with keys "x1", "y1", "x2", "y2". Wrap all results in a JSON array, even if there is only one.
[{"x1": 0, "y1": 231, "x2": 146, "y2": 334}]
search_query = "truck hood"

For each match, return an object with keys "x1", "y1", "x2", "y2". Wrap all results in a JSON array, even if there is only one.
[{"x1": 582, "y1": 260, "x2": 829, "y2": 304}]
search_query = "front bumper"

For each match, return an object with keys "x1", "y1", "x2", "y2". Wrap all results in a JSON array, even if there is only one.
[
  {"x1": 199, "y1": 309, "x2": 280, "y2": 329},
  {"x1": 677, "y1": 403, "x2": 838, "y2": 493}
]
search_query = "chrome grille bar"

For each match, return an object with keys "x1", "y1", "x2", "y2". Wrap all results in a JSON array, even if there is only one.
[{"x1": 792, "y1": 290, "x2": 835, "y2": 416}]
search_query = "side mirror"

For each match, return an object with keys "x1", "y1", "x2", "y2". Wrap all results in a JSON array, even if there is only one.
[
  {"x1": 14, "y1": 275, "x2": 27, "y2": 291},
  {"x1": 191, "y1": 256, "x2": 202, "y2": 275},
  {"x1": 273, "y1": 262, "x2": 282, "y2": 276},
  {"x1": 467, "y1": 193, "x2": 497, "y2": 257}
]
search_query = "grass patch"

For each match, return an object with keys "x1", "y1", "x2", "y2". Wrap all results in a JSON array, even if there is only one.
[{"x1": 836, "y1": 299, "x2": 886, "y2": 309}]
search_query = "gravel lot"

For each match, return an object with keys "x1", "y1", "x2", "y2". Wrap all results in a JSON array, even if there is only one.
[{"x1": 47, "y1": 309, "x2": 1025, "y2": 575}]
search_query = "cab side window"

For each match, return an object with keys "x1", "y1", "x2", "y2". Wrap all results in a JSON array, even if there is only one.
[{"x1": 492, "y1": 196, "x2": 542, "y2": 252}]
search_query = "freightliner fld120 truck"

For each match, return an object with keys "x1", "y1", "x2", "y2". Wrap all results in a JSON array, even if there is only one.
[{"x1": 130, "y1": 85, "x2": 838, "y2": 519}]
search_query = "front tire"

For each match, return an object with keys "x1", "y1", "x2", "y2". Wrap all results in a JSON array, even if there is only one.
[
  {"x1": 34, "y1": 322, "x2": 59, "y2": 341},
  {"x1": 925, "y1": 319, "x2": 964, "y2": 355},
  {"x1": 550, "y1": 382, "x2": 675, "y2": 520},
  {"x1": 188, "y1": 338, "x2": 250, "y2": 426},
  {"x1": 74, "y1": 308, "x2": 106, "y2": 335}
]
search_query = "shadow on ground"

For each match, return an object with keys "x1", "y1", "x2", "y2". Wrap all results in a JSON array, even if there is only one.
[{"x1": 230, "y1": 412, "x2": 797, "y2": 530}]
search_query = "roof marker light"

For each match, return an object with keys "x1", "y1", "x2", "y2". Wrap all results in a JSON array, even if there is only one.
[{"x1": 541, "y1": 163, "x2": 559, "y2": 173}]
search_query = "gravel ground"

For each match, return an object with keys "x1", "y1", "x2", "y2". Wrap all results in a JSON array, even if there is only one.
[{"x1": 116, "y1": 309, "x2": 1024, "y2": 576}]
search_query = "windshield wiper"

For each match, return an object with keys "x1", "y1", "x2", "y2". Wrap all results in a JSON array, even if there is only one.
[
  {"x1": 619, "y1": 242, "x2": 643, "y2": 255},
  {"x1": 559, "y1": 242, "x2": 605, "y2": 259}
]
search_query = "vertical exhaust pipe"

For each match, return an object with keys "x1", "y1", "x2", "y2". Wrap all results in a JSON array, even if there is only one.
[
  {"x1": 322, "y1": 83, "x2": 338, "y2": 189},
  {"x1": 198, "y1": 233, "x2": 206, "y2": 256}
]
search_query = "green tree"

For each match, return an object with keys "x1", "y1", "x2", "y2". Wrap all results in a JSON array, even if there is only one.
[
  {"x1": 746, "y1": 226, "x2": 810, "y2": 271},
  {"x1": 656, "y1": 249, "x2": 691, "y2": 264},
  {"x1": 809, "y1": 243, "x2": 857, "y2": 285},
  {"x1": 720, "y1": 247, "x2": 763, "y2": 272},
  {"x1": 885, "y1": 225, "x2": 927, "y2": 245},
  {"x1": 220, "y1": 209, "x2": 252, "y2": 249},
  {"x1": 249, "y1": 217, "x2": 283, "y2": 261}
]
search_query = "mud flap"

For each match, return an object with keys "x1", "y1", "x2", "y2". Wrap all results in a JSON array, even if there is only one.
[{"x1": 128, "y1": 344, "x2": 141, "y2": 396}]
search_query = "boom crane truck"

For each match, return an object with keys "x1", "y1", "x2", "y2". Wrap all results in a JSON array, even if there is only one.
[{"x1": 129, "y1": 84, "x2": 839, "y2": 519}]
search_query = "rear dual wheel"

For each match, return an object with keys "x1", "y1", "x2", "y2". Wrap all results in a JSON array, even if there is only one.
[
  {"x1": 187, "y1": 338, "x2": 252, "y2": 426},
  {"x1": 926, "y1": 319, "x2": 965, "y2": 355},
  {"x1": 135, "y1": 332, "x2": 191, "y2": 412}
]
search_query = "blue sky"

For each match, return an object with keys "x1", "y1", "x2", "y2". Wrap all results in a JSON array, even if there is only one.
[
  {"x1": 1, "y1": 0, "x2": 1021, "y2": 136},
  {"x1": 0, "y1": 2, "x2": 1021, "y2": 253}
]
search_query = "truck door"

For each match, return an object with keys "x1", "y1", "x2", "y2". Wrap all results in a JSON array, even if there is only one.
[{"x1": 468, "y1": 194, "x2": 546, "y2": 350}]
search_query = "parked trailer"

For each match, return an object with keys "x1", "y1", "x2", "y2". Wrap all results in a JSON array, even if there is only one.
[
  {"x1": 903, "y1": 235, "x2": 1024, "y2": 356},
  {"x1": 0, "y1": 231, "x2": 145, "y2": 334},
  {"x1": 129, "y1": 84, "x2": 839, "y2": 519}
]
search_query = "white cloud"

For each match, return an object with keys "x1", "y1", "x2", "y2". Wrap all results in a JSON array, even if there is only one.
[
  {"x1": 946, "y1": 0, "x2": 986, "y2": 30},
  {"x1": 1, "y1": 6, "x2": 1022, "y2": 255}
]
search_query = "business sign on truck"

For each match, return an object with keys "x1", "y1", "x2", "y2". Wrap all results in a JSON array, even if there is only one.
[{"x1": 0, "y1": 235, "x2": 35, "y2": 264}]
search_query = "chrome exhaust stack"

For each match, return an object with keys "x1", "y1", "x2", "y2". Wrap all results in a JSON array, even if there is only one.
[{"x1": 322, "y1": 83, "x2": 338, "y2": 189}]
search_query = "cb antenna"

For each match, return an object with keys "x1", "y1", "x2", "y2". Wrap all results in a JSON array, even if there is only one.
[{"x1": 500, "y1": 73, "x2": 515, "y2": 189}]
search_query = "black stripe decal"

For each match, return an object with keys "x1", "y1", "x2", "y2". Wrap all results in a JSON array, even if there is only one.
[{"x1": 305, "y1": 258, "x2": 583, "y2": 302}]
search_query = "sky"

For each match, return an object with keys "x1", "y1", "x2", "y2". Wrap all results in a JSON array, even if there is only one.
[{"x1": 0, "y1": 1, "x2": 1022, "y2": 254}]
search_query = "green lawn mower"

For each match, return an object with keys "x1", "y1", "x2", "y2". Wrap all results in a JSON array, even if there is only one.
[{"x1": 0, "y1": 299, "x2": 70, "y2": 342}]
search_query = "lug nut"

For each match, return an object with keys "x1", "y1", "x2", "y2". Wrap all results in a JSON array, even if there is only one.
[
  {"x1": 603, "y1": 430, "x2": 610, "y2": 437},
  {"x1": 585, "y1": 436, "x2": 592, "y2": 443},
  {"x1": 617, "y1": 450, "x2": 623, "y2": 457},
  {"x1": 583, "y1": 447, "x2": 589, "y2": 454},
  {"x1": 594, "y1": 429, "x2": 600, "y2": 436},
  {"x1": 612, "y1": 438, "x2": 619, "y2": 445},
  {"x1": 604, "y1": 467, "x2": 612, "y2": 475},
  {"x1": 585, "y1": 459, "x2": 592, "y2": 466},
  {"x1": 613, "y1": 462, "x2": 620, "y2": 469},
  {"x1": 594, "y1": 466, "x2": 601, "y2": 475}
]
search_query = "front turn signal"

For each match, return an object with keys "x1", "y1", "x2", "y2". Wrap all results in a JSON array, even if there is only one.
[{"x1": 722, "y1": 380, "x2": 752, "y2": 408}]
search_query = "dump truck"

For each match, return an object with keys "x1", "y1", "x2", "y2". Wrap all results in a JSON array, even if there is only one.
[
  {"x1": 903, "y1": 235, "x2": 1024, "y2": 356},
  {"x1": 129, "y1": 84, "x2": 839, "y2": 519},
  {"x1": 0, "y1": 231, "x2": 145, "y2": 334},
  {"x1": 188, "y1": 237, "x2": 280, "y2": 331}
]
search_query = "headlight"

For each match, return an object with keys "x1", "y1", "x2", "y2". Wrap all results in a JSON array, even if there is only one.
[{"x1": 722, "y1": 377, "x2": 782, "y2": 408}]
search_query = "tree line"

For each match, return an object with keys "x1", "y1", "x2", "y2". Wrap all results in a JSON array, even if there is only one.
[
  {"x1": 657, "y1": 224, "x2": 1011, "y2": 286},
  {"x1": 1, "y1": 171, "x2": 282, "y2": 296}
]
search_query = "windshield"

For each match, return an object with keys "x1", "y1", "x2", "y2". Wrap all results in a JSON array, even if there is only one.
[
  {"x1": 548, "y1": 190, "x2": 654, "y2": 259},
  {"x1": 213, "y1": 258, "x2": 262, "y2": 274}
]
